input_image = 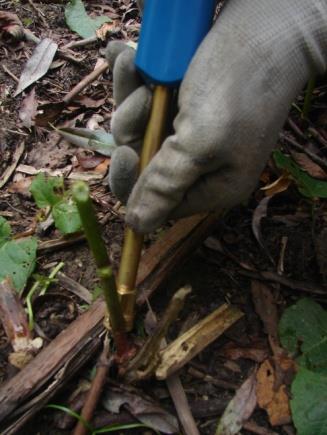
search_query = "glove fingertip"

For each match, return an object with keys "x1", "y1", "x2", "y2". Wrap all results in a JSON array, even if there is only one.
[{"x1": 109, "y1": 146, "x2": 139, "y2": 204}]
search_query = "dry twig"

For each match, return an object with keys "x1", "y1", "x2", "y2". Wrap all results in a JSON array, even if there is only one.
[{"x1": 73, "y1": 337, "x2": 113, "y2": 435}]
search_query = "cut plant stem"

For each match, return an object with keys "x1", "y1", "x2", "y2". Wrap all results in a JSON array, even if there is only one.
[
  {"x1": 118, "y1": 85, "x2": 172, "y2": 331},
  {"x1": 72, "y1": 181, "x2": 126, "y2": 354}
]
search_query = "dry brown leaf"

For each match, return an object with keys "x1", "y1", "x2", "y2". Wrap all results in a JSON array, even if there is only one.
[
  {"x1": 102, "y1": 386, "x2": 179, "y2": 434},
  {"x1": 18, "y1": 88, "x2": 38, "y2": 128},
  {"x1": 34, "y1": 101, "x2": 66, "y2": 126},
  {"x1": 96, "y1": 21, "x2": 120, "y2": 40},
  {"x1": 251, "y1": 280, "x2": 278, "y2": 339},
  {"x1": 256, "y1": 359, "x2": 291, "y2": 426},
  {"x1": 86, "y1": 114, "x2": 104, "y2": 130},
  {"x1": 15, "y1": 38, "x2": 58, "y2": 96},
  {"x1": 291, "y1": 151, "x2": 327, "y2": 180},
  {"x1": 221, "y1": 342, "x2": 269, "y2": 363},
  {"x1": 261, "y1": 174, "x2": 292, "y2": 196},
  {"x1": 216, "y1": 371, "x2": 257, "y2": 435},
  {"x1": 0, "y1": 141, "x2": 25, "y2": 189},
  {"x1": 76, "y1": 152, "x2": 105, "y2": 170},
  {"x1": 73, "y1": 95, "x2": 106, "y2": 108},
  {"x1": 8, "y1": 174, "x2": 32, "y2": 197},
  {"x1": 0, "y1": 11, "x2": 24, "y2": 41},
  {"x1": 94, "y1": 158, "x2": 110, "y2": 175}
]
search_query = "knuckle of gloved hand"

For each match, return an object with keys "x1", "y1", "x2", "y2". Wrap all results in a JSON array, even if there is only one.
[
  {"x1": 114, "y1": 47, "x2": 136, "y2": 76},
  {"x1": 111, "y1": 86, "x2": 152, "y2": 145},
  {"x1": 176, "y1": 115, "x2": 226, "y2": 170},
  {"x1": 105, "y1": 41, "x2": 130, "y2": 69},
  {"x1": 109, "y1": 146, "x2": 139, "y2": 204}
]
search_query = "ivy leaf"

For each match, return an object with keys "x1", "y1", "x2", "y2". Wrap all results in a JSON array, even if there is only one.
[
  {"x1": 30, "y1": 172, "x2": 64, "y2": 208},
  {"x1": 279, "y1": 298, "x2": 327, "y2": 374},
  {"x1": 0, "y1": 238, "x2": 37, "y2": 293},
  {"x1": 291, "y1": 368, "x2": 327, "y2": 435},
  {"x1": 65, "y1": 0, "x2": 110, "y2": 39},
  {"x1": 52, "y1": 199, "x2": 82, "y2": 234},
  {"x1": 273, "y1": 150, "x2": 327, "y2": 198},
  {"x1": 0, "y1": 217, "x2": 11, "y2": 248}
]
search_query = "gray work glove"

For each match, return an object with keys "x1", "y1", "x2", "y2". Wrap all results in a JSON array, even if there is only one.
[{"x1": 106, "y1": 0, "x2": 327, "y2": 234}]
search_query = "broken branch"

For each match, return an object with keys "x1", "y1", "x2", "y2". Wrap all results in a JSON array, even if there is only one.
[{"x1": 156, "y1": 304, "x2": 244, "y2": 380}]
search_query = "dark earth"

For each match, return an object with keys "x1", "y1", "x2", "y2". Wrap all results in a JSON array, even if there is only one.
[{"x1": 0, "y1": 1, "x2": 326, "y2": 434}]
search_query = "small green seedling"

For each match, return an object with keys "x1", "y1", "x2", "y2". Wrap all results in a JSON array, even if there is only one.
[{"x1": 30, "y1": 172, "x2": 82, "y2": 235}]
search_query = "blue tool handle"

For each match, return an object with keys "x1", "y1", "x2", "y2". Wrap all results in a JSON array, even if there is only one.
[{"x1": 135, "y1": 0, "x2": 216, "y2": 86}]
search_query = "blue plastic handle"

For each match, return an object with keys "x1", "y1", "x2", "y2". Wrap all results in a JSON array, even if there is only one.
[{"x1": 135, "y1": 0, "x2": 216, "y2": 86}]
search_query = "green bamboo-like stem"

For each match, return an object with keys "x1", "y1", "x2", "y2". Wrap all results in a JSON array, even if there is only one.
[
  {"x1": 72, "y1": 182, "x2": 126, "y2": 348},
  {"x1": 302, "y1": 75, "x2": 316, "y2": 119}
]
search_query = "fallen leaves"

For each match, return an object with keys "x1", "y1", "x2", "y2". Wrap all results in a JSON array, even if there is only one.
[
  {"x1": 0, "y1": 11, "x2": 24, "y2": 41},
  {"x1": 0, "y1": 141, "x2": 25, "y2": 189},
  {"x1": 273, "y1": 149, "x2": 327, "y2": 198},
  {"x1": 216, "y1": 372, "x2": 257, "y2": 435},
  {"x1": 291, "y1": 151, "x2": 327, "y2": 180},
  {"x1": 256, "y1": 358, "x2": 293, "y2": 426},
  {"x1": 261, "y1": 174, "x2": 292, "y2": 196},
  {"x1": 18, "y1": 88, "x2": 38, "y2": 128},
  {"x1": 102, "y1": 386, "x2": 179, "y2": 434},
  {"x1": 221, "y1": 341, "x2": 269, "y2": 363},
  {"x1": 251, "y1": 280, "x2": 278, "y2": 339},
  {"x1": 65, "y1": 0, "x2": 111, "y2": 39},
  {"x1": 15, "y1": 38, "x2": 58, "y2": 96}
]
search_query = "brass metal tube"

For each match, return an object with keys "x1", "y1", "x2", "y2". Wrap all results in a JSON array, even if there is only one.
[{"x1": 118, "y1": 85, "x2": 171, "y2": 331}]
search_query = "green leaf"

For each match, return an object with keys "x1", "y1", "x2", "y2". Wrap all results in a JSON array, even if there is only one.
[
  {"x1": 52, "y1": 199, "x2": 82, "y2": 234},
  {"x1": 273, "y1": 150, "x2": 327, "y2": 198},
  {"x1": 291, "y1": 368, "x2": 327, "y2": 435},
  {"x1": 0, "y1": 217, "x2": 11, "y2": 248},
  {"x1": 57, "y1": 127, "x2": 117, "y2": 157},
  {"x1": 65, "y1": 0, "x2": 110, "y2": 39},
  {"x1": 0, "y1": 238, "x2": 37, "y2": 292},
  {"x1": 279, "y1": 298, "x2": 327, "y2": 374},
  {"x1": 30, "y1": 172, "x2": 64, "y2": 208}
]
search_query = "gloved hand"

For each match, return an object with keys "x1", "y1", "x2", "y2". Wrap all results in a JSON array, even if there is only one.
[{"x1": 106, "y1": 0, "x2": 327, "y2": 234}]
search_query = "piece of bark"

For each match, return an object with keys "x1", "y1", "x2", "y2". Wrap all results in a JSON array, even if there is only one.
[
  {"x1": 0, "y1": 213, "x2": 218, "y2": 433},
  {"x1": 0, "y1": 278, "x2": 42, "y2": 369},
  {"x1": 125, "y1": 286, "x2": 192, "y2": 382},
  {"x1": 0, "y1": 299, "x2": 106, "y2": 433},
  {"x1": 156, "y1": 304, "x2": 244, "y2": 380}
]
